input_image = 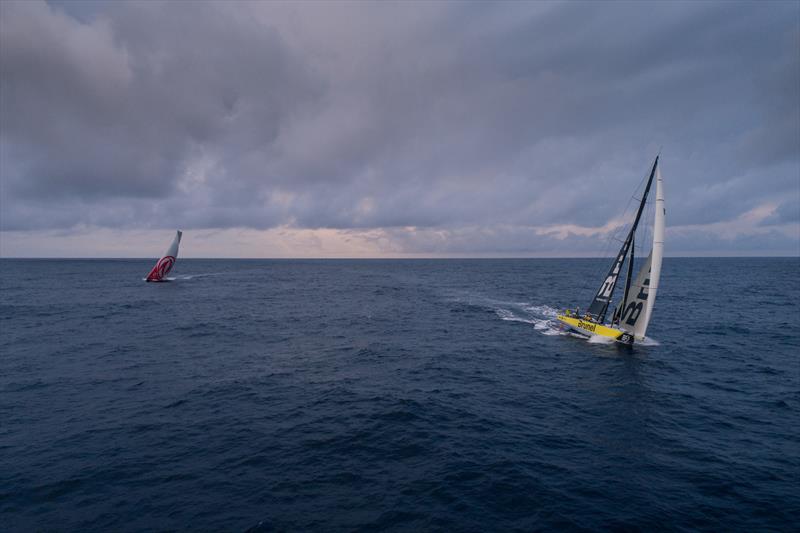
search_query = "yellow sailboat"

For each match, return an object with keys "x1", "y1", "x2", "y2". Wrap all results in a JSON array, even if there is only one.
[{"x1": 557, "y1": 156, "x2": 665, "y2": 346}]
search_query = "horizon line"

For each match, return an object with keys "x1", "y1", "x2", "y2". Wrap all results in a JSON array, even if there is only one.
[{"x1": 1, "y1": 254, "x2": 798, "y2": 260}]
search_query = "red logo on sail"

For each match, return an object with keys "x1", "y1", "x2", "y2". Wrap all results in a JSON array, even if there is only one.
[{"x1": 146, "y1": 255, "x2": 175, "y2": 281}]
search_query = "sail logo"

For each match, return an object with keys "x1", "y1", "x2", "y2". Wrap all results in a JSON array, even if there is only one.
[
  {"x1": 144, "y1": 231, "x2": 181, "y2": 282},
  {"x1": 598, "y1": 274, "x2": 617, "y2": 299},
  {"x1": 622, "y1": 274, "x2": 650, "y2": 326},
  {"x1": 597, "y1": 251, "x2": 626, "y2": 299},
  {"x1": 152, "y1": 256, "x2": 175, "y2": 280}
]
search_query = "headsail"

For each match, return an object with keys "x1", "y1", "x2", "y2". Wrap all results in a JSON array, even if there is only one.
[
  {"x1": 146, "y1": 230, "x2": 182, "y2": 282},
  {"x1": 586, "y1": 156, "x2": 659, "y2": 322}
]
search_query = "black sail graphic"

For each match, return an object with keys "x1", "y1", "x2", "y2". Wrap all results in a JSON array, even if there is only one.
[
  {"x1": 618, "y1": 233, "x2": 636, "y2": 323},
  {"x1": 586, "y1": 156, "x2": 659, "y2": 322},
  {"x1": 620, "y1": 252, "x2": 653, "y2": 337}
]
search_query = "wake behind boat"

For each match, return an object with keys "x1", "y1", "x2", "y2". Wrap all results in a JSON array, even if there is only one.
[
  {"x1": 557, "y1": 156, "x2": 665, "y2": 346},
  {"x1": 145, "y1": 230, "x2": 182, "y2": 282}
]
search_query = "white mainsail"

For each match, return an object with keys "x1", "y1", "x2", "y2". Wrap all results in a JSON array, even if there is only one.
[
  {"x1": 146, "y1": 230, "x2": 182, "y2": 282},
  {"x1": 619, "y1": 165, "x2": 664, "y2": 339},
  {"x1": 643, "y1": 165, "x2": 665, "y2": 336}
]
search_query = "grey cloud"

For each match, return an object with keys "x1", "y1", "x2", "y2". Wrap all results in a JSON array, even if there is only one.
[
  {"x1": 1, "y1": 0, "x2": 798, "y2": 255},
  {"x1": 1, "y1": 0, "x2": 321, "y2": 201},
  {"x1": 773, "y1": 195, "x2": 800, "y2": 225}
]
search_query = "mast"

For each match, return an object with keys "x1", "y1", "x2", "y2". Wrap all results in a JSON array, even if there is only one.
[
  {"x1": 618, "y1": 163, "x2": 665, "y2": 340},
  {"x1": 643, "y1": 165, "x2": 665, "y2": 331},
  {"x1": 619, "y1": 234, "x2": 635, "y2": 325},
  {"x1": 586, "y1": 156, "x2": 659, "y2": 322}
]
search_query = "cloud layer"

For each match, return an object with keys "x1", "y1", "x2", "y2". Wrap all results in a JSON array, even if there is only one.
[{"x1": 1, "y1": 0, "x2": 798, "y2": 256}]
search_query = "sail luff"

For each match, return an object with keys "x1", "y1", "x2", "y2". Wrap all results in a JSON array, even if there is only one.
[
  {"x1": 586, "y1": 156, "x2": 659, "y2": 321},
  {"x1": 642, "y1": 166, "x2": 664, "y2": 336}
]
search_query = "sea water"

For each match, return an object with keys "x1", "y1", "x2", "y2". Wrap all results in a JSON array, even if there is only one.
[{"x1": 1, "y1": 258, "x2": 798, "y2": 531}]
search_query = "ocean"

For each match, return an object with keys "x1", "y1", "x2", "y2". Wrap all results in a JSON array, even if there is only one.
[{"x1": 1, "y1": 258, "x2": 798, "y2": 531}]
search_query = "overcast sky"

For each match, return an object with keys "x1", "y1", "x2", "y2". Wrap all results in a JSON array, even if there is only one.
[{"x1": 1, "y1": 0, "x2": 798, "y2": 257}]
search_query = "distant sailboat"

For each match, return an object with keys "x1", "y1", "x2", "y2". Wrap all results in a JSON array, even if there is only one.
[
  {"x1": 145, "y1": 230, "x2": 182, "y2": 282},
  {"x1": 557, "y1": 156, "x2": 665, "y2": 346}
]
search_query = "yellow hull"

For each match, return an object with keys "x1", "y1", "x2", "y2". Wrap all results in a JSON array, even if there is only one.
[{"x1": 556, "y1": 315, "x2": 633, "y2": 345}]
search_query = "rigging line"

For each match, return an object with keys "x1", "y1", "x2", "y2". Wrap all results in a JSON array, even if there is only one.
[
  {"x1": 591, "y1": 156, "x2": 659, "y2": 322},
  {"x1": 584, "y1": 157, "x2": 658, "y2": 309},
  {"x1": 579, "y1": 156, "x2": 657, "y2": 307},
  {"x1": 580, "y1": 191, "x2": 637, "y2": 298},
  {"x1": 630, "y1": 198, "x2": 653, "y2": 258},
  {"x1": 645, "y1": 196, "x2": 655, "y2": 253},
  {"x1": 583, "y1": 205, "x2": 630, "y2": 297},
  {"x1": 584, "y1": 175, "x2": 642, "y2": 294}
]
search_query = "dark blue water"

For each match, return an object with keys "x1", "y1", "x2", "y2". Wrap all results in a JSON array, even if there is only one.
[{"x1": 1, "y1": 258, "x2": 798, "y2": 531}]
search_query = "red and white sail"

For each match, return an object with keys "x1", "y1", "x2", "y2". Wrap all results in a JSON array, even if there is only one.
[{"x1": 146, "y1": 230, "x2": 182, "y2": 282}]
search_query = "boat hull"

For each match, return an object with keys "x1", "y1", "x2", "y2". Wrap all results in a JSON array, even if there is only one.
[{"x1": 556, "y1": 315, "x2": 634, "y2": 345}]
